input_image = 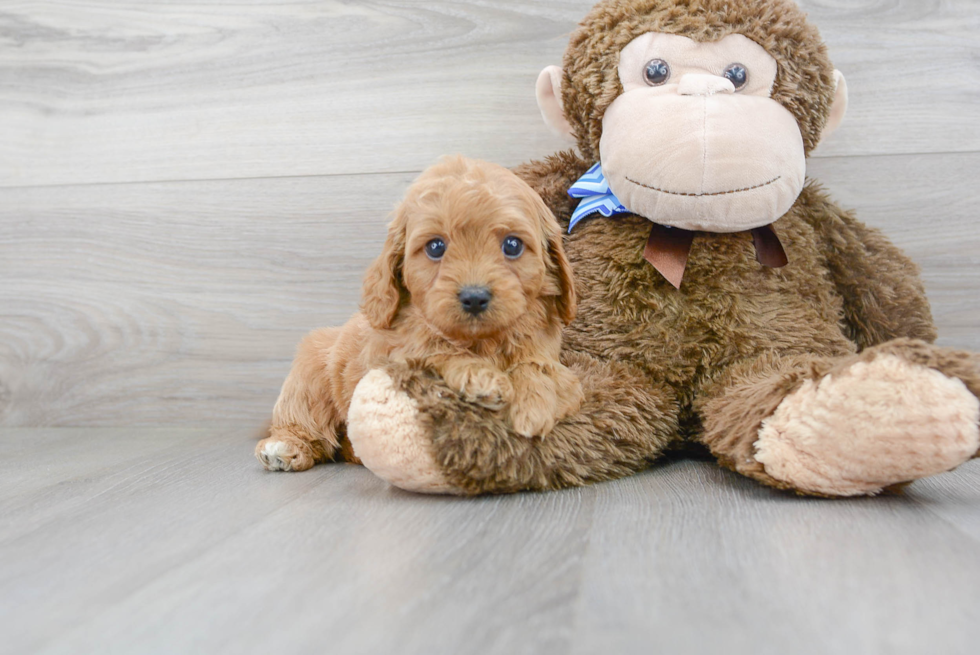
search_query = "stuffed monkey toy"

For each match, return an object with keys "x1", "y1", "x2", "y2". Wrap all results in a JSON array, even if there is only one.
[{"x1": 291, "y1": 0, "x2": 980, "y2": 496}]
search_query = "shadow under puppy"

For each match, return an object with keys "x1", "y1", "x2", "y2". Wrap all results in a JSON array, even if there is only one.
[{"x1": 257, "y1": 156, "x2": 583, "y2": 472}]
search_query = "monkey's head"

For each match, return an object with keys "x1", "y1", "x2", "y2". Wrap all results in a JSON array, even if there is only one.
[{"x1": 536, "y1": 0, "x2": 847, "y2": 233}]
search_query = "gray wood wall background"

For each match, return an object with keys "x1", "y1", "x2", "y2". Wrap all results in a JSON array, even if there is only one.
[{"x1": 1, "y1": 0, "x2": 978, "y2": 428}]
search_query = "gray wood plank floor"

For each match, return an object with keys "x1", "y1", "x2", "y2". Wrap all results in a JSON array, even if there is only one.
[
  {"x1": 2, "y1": 1, "x2": 979, "y2": 653},
  {"x1": 2, "y1": 427, "x2": 979, "y2": 655}
]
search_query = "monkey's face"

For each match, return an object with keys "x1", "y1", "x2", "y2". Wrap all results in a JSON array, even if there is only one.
[
  {"x1": 536, "y1": 19, "x2": 848, "y2": 234},
  {"x1": 599, "y1": 33, "x2": 805, "y2": 233}
]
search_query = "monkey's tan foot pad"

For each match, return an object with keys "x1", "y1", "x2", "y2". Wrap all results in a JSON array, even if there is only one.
[
  {"x1": 754, "y1": 354, "x2": 980, "y2": 496},
  {"x1": 347, "y1": 369, "x2": 461, "y2": 494},
  {"x1": 256, "y1": 437, "x2": 316, "y2": 472}
]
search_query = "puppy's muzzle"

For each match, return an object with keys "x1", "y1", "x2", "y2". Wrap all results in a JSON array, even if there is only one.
[{"x1": 458, "y1": 286, "x2": 492, "y2": 316}]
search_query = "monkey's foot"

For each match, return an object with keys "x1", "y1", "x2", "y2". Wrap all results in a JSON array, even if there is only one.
[
  {"x1": 754, "y1": 354, "x2": 980, "y2": 496},
  {"x1": 347, "y1": 369, "x2": 460, "y2": 494}
]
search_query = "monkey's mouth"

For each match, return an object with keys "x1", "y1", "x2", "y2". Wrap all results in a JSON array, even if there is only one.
[{"x1": 625, "y1": 175, "x2": 781, "y2": 197}]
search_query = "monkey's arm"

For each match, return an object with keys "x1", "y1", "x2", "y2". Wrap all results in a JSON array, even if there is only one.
[
  {"x1": 799, "y1": 183, "x2": 936, "y2": 350},
  {"x1": 347, "y1": 352, "x2": 678, "y2": 495}
]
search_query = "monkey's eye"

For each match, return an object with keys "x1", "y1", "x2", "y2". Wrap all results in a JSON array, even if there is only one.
[
  {"x1": 425, "y1": 238, "x2": 447, "y2": 261},
  {"x1": 723, "y1": 63, "x2": 748, "y2": 90},
  {"x1": 643, "y1": 59, "x2": 670, "y2": 86},
  {"x1": 502, "y1": 235, "x2": 524, "y2": 259}
]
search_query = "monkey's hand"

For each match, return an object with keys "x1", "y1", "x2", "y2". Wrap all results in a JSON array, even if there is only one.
[{"x1": 347, "y1": 356, "x2": 677, "y2": 495}]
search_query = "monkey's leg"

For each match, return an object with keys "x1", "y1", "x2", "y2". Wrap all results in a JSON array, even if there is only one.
[
  {"x1": 698, "y1": 339, "x2": 980, "y2": 497},
  {"x1": 256, "y1": 327, "x2": 352, "y2": 472},
  {"x1": 346, "y1": 352, "x2": 679, "y2": 494}
]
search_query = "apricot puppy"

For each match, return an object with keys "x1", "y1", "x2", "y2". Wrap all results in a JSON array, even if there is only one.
[{"x1": 256, "y1": 156, "x2": 583, "y2": 472}]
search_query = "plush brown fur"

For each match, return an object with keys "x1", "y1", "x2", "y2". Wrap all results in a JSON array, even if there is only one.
[
  {"x1": 348, "y1": 0, "x2": 980, "y2": 495},
  {"x1": 256, "y1": 157, "x2": 582, "y2": 471}
]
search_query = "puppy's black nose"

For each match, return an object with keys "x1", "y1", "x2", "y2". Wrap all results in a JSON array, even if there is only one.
[{"x1": 458, "y1": 286, "x2": 492, "y2": 315}]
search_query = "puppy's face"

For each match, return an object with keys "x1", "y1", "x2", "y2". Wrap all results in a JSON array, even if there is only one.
[
  {"x1": 362, "y1": 157, "x2": 575, "y2": 339},
  {"x1": 403, "y1": 185, "x2": 542, "y2": 340}
]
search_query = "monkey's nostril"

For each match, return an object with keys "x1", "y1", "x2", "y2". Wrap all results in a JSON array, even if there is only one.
[{"x1": 458, "y1": 286, "x2": 492, "y2": 315}]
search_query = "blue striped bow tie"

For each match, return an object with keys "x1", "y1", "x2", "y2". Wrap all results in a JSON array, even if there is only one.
[{"x1": 566, "y1": 162, "x2": 629, "y2": 233}]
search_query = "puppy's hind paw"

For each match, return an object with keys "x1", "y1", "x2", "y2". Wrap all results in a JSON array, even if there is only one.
[{"x1": 255, "y1": 437, "x2": 315, "y2": 472}]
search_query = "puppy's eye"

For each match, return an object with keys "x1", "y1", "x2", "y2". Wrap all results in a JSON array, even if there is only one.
[
  {"x1": 425, "y1": 238, "x2": 446, "y2": 261},
  {"x1": 502, "y1": 235, "x2": 524, "y2": 259},
  {"x1": 723, "y1": 63, "x2": 748, "y2": 90}
]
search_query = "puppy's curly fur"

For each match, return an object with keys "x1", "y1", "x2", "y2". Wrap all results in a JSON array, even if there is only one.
[{"x1": 256, "y1": 156, "x2": 582, "y2": 472}]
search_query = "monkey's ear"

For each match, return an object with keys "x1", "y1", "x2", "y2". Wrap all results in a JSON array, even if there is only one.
[
  {"x1": 536, "y1": 66, "x2": 577, "y2": 143},
  {"x1": 820, "y1": 70, "x2": 848, "y2": 143},
  {"x1": 361, "y1": 215, "x2": 407, "y2": 330}
]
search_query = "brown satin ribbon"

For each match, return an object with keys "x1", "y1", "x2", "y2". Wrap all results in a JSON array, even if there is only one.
[
  {"x1": 643, "y1": 223, "x2": 788, "y2": 289},
  {"x1": 643, "y1": 223, "x2": 695, "y2": 289},
  {"x1": 750, "y1": 224, "x2": 789, "y2": 268}
]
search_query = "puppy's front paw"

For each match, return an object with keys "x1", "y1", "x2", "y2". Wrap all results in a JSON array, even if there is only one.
[
  {"x1": 255, "y1": 437, "x2": 315, "y2": 472},
  {"x1": 509, "y1": 400, "x2": 557, "y2": 438},
  {"x1": 555, "y1": 371, "x2": 584, "y2": 420},
  {"x1": 458, "y1": 367, "x2": 513, "y2": 410}
]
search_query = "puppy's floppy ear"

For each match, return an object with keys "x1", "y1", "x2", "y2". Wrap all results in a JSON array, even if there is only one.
[
  {"x1": 361, "y1": 209, "x2": 408, "y2": 329},
  {"x1": 533, "y1": 193, "x2": 577, "y2": 325},
  {"x1": 548, "y1": 230, "x2": 577, "y2": 325}
]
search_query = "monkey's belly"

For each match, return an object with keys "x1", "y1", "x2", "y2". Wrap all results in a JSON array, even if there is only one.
[{"x1": 561, "y1": 215, "x2": 855, "y2": 392}]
